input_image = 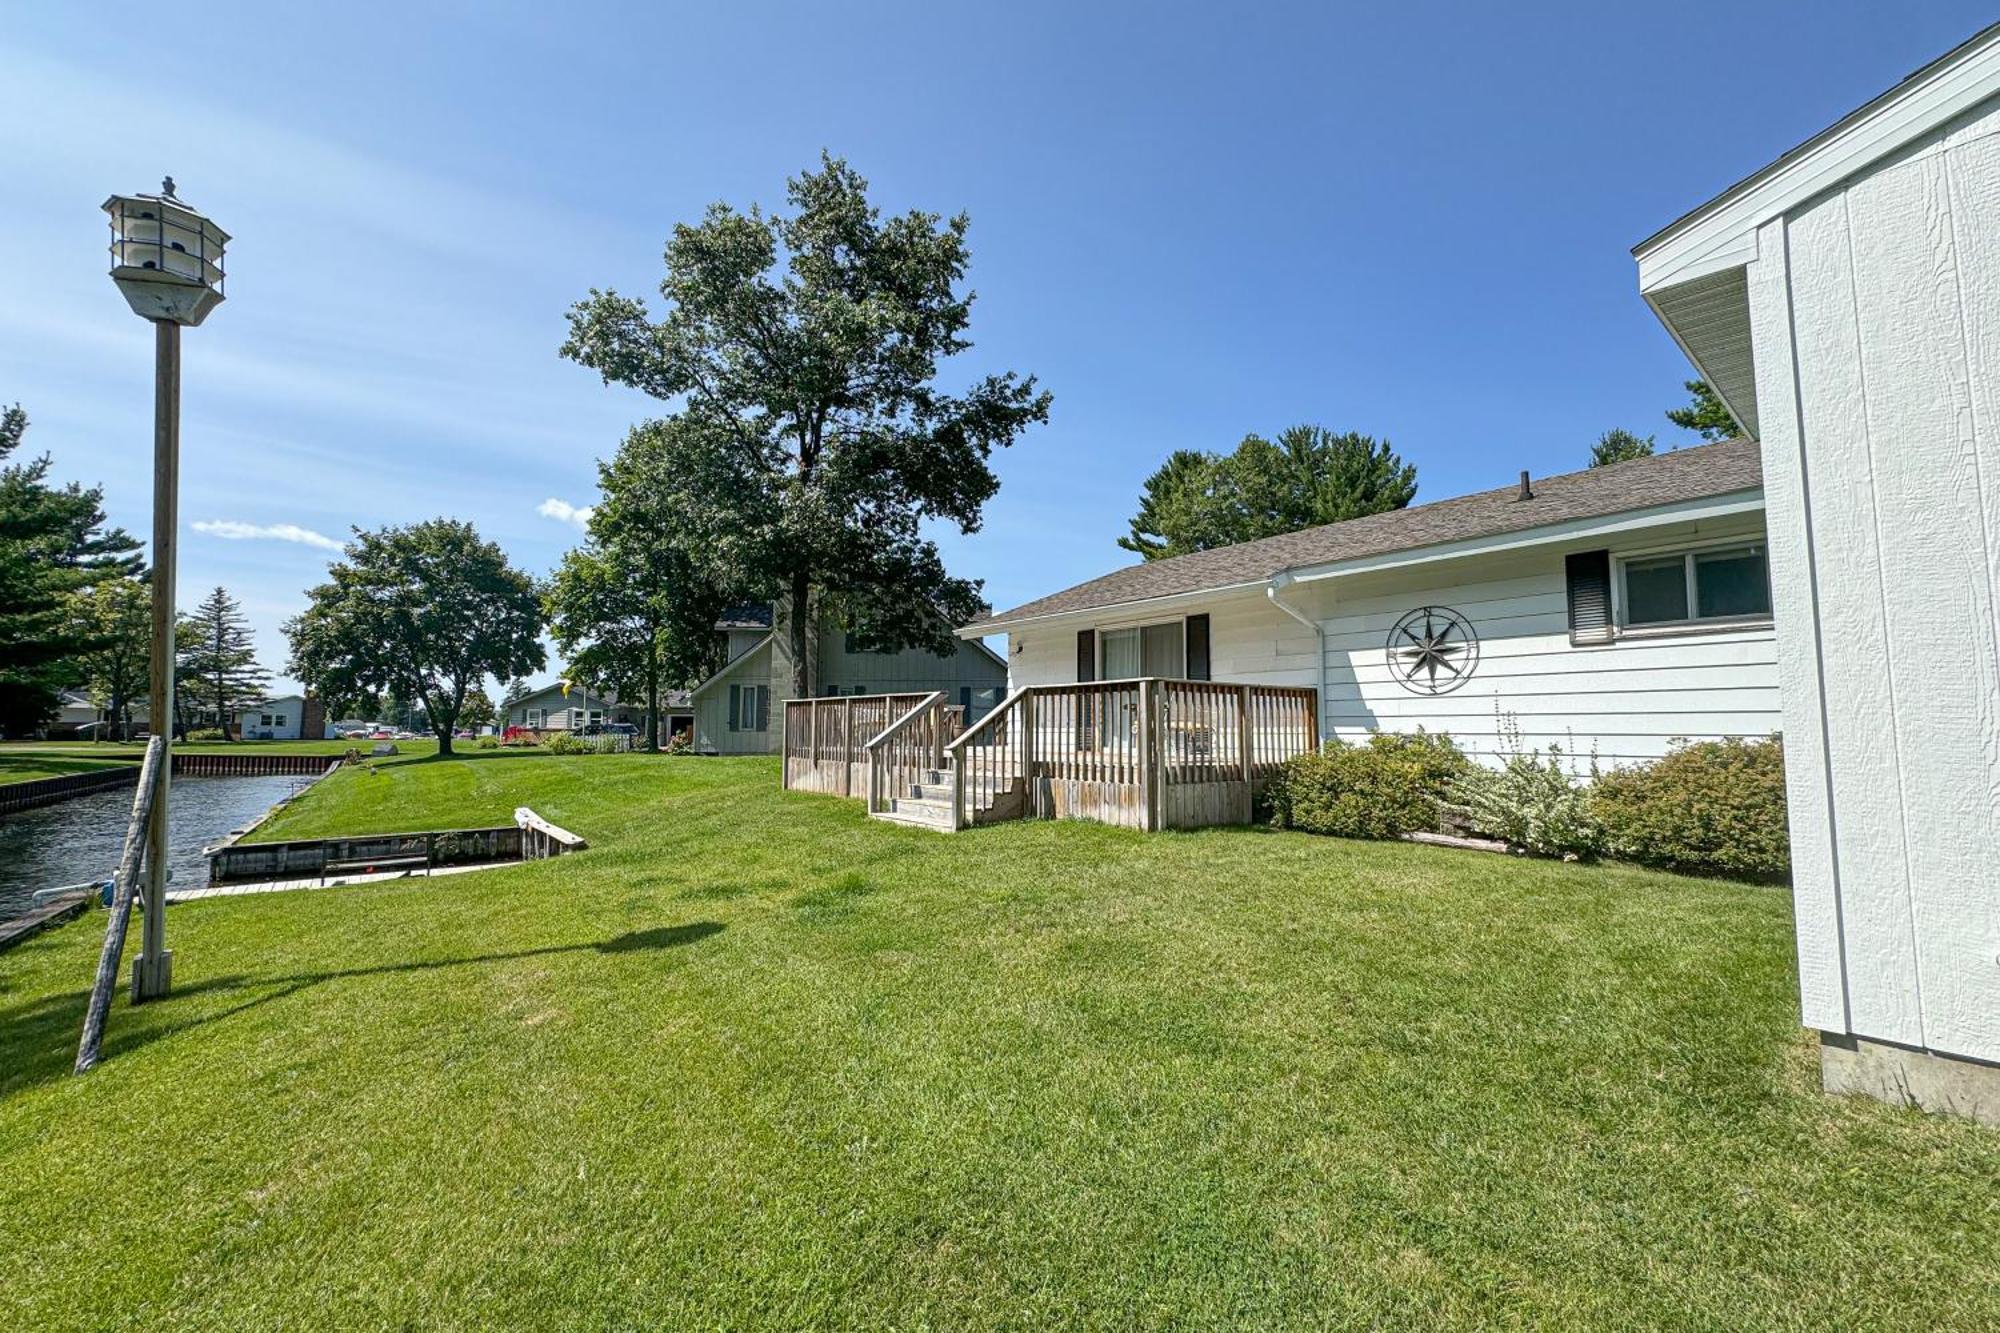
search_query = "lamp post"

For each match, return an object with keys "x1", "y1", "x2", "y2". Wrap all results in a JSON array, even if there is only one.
[{"x1": 104, "y1": 178, "x2": 228, "y2": 1003}]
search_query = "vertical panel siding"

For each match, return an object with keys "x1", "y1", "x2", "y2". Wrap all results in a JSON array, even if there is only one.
[
  {"x1": 1749, "y1": 215, "x2": 1849, "y2": 1034},
  {"x1": 1758, "y1": 93, "x2": 2000, "y2": 1062}
]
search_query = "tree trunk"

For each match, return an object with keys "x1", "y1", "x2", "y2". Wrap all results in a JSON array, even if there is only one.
[
  {"x1": 644, "y1": 638, "x2": 660, "y2": 752},
  {"x1": 788, "y1": 569, "x2": 813, "y2": 699}
]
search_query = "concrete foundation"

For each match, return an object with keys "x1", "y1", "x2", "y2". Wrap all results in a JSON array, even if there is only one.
[{"x1": 1820, "y1": 1032, "x2": 2000, "y2": 1127}]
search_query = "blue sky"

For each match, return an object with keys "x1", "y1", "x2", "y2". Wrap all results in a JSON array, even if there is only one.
[{"x1": 4, "y1": 2, "x2": 1990, "y2": 694}]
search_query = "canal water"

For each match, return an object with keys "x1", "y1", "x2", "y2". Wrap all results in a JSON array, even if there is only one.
[{"x1": 0, "y1": 775, "x2": 304, "y2": 925}]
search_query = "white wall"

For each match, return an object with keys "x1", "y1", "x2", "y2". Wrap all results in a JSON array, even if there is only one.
[
  {"x1": 1747, "y1": 93, "x2": 2000, "y2": 1063},
  {"x1": 1316, "y1": 520, "x2": 1779, "y2": 766},
  {"x1": 1004, "y1": 518, "x2": 1781, "y2": 770}
]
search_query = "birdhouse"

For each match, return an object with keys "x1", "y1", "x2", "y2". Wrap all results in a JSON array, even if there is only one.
[{"x1": 103, "y1": 178, "x2": 228, "y2": 326}]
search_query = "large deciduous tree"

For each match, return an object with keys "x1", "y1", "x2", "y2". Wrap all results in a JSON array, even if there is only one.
[
  {"x1": 1120, "y1": 425, "x2": 1417, "y2": 560},
  {"x1": 561, "y1": 154, "x2": 1049, "y2": 696},
  {"x1": 0, "y1": 403, "x2": 144, "y2": 734},
  {"x1": 546, "y1": 421, "x2": 743, "y2": 750},
  {"x1": 285, "y1": 519, "x2": 544, "y2": 756},
  {"x1": 178, "y1": 586, "x2": 269, "y2": 740},
  {"x1": 72, "y1": 575, "x2": 152, "y2": 739}
]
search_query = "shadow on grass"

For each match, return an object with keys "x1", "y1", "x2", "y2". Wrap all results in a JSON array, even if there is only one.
[{"x1": 0, "y1": 922, "x2": 723, "y2": 1102}]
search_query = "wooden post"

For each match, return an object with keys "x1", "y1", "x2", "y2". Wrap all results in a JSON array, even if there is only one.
[
  {"x1": 951, "y1": 742, "x2": 967, "y2": 831},
  {"x1": 843, "y1": 697, "x2": 856, "y2": 797},
  {"x1": 76, "y1": 736, "x2": 166, "y2": 1072},
  {"x1": 1020, "y1": 689, "x2": 1038, "y2": 819},
  {"x1": 135, "y1": 320, "x2": 179, "y2": 1003},
  {"x1": 1136, "y1": 678, "x2": 1154, "y2": 830},
  {"x1": 1238, "y1": 684, "x2": 1255, "y2": 824}
]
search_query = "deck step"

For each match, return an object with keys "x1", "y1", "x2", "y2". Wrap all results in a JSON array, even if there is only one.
[{"x1": 874, "y1": 799, "x2": 956, "y2": 832}]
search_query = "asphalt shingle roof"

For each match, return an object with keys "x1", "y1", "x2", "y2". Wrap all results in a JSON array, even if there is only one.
[{"x1": 964, "y1": 438, "x2": 1762, "y2": 631}]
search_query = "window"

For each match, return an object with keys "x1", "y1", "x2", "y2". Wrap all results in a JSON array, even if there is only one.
[
  {"x1": 1620, "y1": 543, "x2": 1771, "y2": 628},
  {"x1": 727, "y1": 685, "x2": 771, "y2": 732},
  {"x1": 1100, "y1": 621, "x2": 1187, "y2": 679},
  {"x1": 525, "y1": 708, "x2": 544, "y2": 728}
]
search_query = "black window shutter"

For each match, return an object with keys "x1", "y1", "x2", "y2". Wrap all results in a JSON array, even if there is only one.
[
  {"x1": 727, "y1": 685, "x2": 741, "y2": 730},
  {"x1": 755, "y1": 686, "x2": 770, "y2": 731},
  {"x1": 1185, "y1": 614, "x2": 1212, "y2": 681},
  {"x1": 1565, "y1": 551, "x2": 1614, "y2": 645},
  {"x1": 1076, "y1": 629, "x2": 1097, "y2": 682}
]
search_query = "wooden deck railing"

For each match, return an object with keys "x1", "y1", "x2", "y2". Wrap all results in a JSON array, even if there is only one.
[
  {"x1": 782, "y1": 692, "x2": 964, "y2": 798},
  {"x1": 863, "y1": 692, "x2": 960, "y2": 814},
  {"x1": 941, "y1": 678, "x2": 1319, "y2": 830}
]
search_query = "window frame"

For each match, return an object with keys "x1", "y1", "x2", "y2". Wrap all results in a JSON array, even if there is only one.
[
  {"x1": 1095, "y1": 615, "x2": 1193, "y2": 681},
  {"x1": 1612, "y1": 537, "x2": 1774, "y2": 636}
]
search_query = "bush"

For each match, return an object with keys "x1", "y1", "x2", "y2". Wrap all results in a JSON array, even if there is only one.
[
  {"x1": 1591, "y1": 736, "x2": 1789, "y2": 880},
  {"x1": 662, "y1": 730, "x2": 694, "y2": 755},
  {"x1": 475, "y1": 734, "x2": 500, "y2": 750},
  {"x1": 544, "y1": 732, "x2": 586, "y2": 755},
  {"x1": 1446, "y1": 716, "x2": 1600, "y2": 859},
  {"x1": 186, "y1": 727, "x2": 226, "y2": 741},
  {"x1": 1266, "y1": 730, "x2": 1469, "y2": 840}
]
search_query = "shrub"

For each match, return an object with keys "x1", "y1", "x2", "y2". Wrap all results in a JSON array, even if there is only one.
[
  {"x1": 1266, "y1": 730, "x2": 1469, "y2": 840},
  {"x1": 186, "y1": 727, "x2": 226, "y2": 741},
  {"x1": 662, "y1": 731, "x2": 694, "y2": 755},
  {"x1": 475, "y1": 734, "x2": 500, "y2": 750},
  {"x1": 1446, "y1": 715, "x2": 1600, "y2": 859},
  {"x1": 1591, "y1": 736, "x2": 1789, "y2": 880},
  {"x1": 544, "y1": 732, "x2": 586, "y2": 755}
]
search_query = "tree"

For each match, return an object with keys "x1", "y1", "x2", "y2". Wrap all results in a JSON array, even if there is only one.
[
  {"x1": 1119, "y1": 425, "x2": 1417, "y2": 560},
  {"x1": 502, "y1": 677, "x2": 535, "y2": 713},
  {"x1": 285, "y1": 519, "x2": 545, "y2": 756},
  {"x1": 178, "y1": 586, "x2": 269, "y2": 740},
  {"x1": 72, "y1": 576, "x2": 152, "y2": 739},
  {"x1": 545, "y1": 422, "x2": 744, "y2": 749},
  {"x1": 0, "y1": 403, "x2": 144, "y2": 734},
  {"x1": 1589, "y1": 428, "x2": 1656, "y2": 468},
  {"x1": 562, "y1": 154, "x2": 1049, "y2": 696},
  {"x1": 458, "y1": 688, "x2": 497, "y2": 733},
  {"x1": 1666, "y1": 379, "x2": 1739, "y2": 441}
]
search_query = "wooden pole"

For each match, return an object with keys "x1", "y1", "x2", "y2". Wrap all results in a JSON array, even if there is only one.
[
  {"x1": 135, "y1": 320, "x2": 179, "y2": 1002},
  {"x1": 76, "y1": 736, "x2": 167, "y2": 1072},
  {"x1": 1238, "y1": 684, "x2": 1255, "y2": 824}
]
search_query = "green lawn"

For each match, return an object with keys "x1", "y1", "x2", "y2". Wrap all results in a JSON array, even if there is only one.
[
  {"x1": 0, "y1": 751, "x2": 137, "y2": 786},
  {"x1": 3, "y1": 755, "x2": 1995, "y2": 1329}
]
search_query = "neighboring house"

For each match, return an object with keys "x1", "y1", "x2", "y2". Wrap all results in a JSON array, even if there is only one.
[
  {"x1": 504, "y1": 682, "x2": 692, "y2": 740},
  {"x1": 1636, "y1": 23, "x2": 2000, "y2": 1117},
  {"x1": 235, "y1": 694, "x2": 308, "y2": 741},
  {"x1": 959, "y1": 439, "x2": 1776, "y2": 768},
  {"x1": 43, "y1": 690, "x2": 106, "y2": 740},
  {"x1": 692, "y1": 604, "x2": 1010, "y2": 754}
]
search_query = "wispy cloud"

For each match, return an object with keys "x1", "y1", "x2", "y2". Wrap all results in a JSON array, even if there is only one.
[
  {"x1": 192, "y1": 519, "x2": 345, "y2": 552},
  {"x1": 537, "y1": 497, "x2": 594, "y2": 530}
]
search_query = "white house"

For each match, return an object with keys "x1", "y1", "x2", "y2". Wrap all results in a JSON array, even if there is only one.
[
  {"x1": 234, "y1": 694, "x2": 310, "y2": 741},
  {"x1": 1636, "y1": 22, "x2": 2000, "y2": 1121},
  {"x1": 961, "y1": 438, "x2": 1778, "y2": 770}
]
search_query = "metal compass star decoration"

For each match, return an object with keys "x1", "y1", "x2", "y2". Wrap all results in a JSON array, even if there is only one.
[{"x1": 1385, "y1": 605, "x2": 1479, "y2": 695}]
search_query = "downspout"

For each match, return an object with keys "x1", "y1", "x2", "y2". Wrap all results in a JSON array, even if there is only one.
[{"x1": 1266, "y1": 572, "x2": 1326, "y2": 747}]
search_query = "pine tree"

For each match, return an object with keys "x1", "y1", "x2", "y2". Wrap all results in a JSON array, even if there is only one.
[
  {"x1": 1665, "y1": 380, "x2": 1740, "y2": 441},
  {"x1": 178, "y1": 586, "x2": 269, "y2": 740},
  {"x1": 1589, "y1": 428, "x2": 1656, "y2": 468}
]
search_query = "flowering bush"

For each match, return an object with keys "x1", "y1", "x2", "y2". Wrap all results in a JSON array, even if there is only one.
[{"x1": 1447, "y1": 714, "x2": 1601, "y2": 859}]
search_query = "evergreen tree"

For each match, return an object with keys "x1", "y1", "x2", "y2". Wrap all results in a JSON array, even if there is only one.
[
  {"x1": 0, "y1": 403, "x2": 144, "y2": 733},
  {"x1": 178, "y1": 586, "x2": 269, "y2": 740},
  {"x1": 1589, "y1": 428, "x2": 1656, "y2": 468},
  {"x1": 1666, "y1": 380, "x2": 1740, "y2": 441}
]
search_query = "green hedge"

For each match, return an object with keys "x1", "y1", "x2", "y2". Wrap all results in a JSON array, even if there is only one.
[
  {"x1": 1591, "y1": 736, "x2": 1789, "y2": 880},
  {"x1": 1266, "y1": 732, "x2": 1468, "y2": 840}
]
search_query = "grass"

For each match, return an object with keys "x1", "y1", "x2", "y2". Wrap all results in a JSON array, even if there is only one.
[
  {"x1": 0, "y1": 751, "x2": 137, "y2": 786},
  {"x1": 3, "y1": 754, "x2": 1996, "y2": 1329}
]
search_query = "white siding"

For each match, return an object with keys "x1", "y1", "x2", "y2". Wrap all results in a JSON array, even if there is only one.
[
  {"x1": 1747, "y1": 94, "x2": 2000, "y2": 1063},
  {"x1": 692, "y1": 643, "x2": 780, "y2": 754},
  {"x1": 1004, "y1": 526, "x2": 1781, "y2": 770},
  {"x1": 1315, "y1": 526, "x2": 1778, "y2": 766}
]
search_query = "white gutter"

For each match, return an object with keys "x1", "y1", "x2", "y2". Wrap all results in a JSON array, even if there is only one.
[{"x1": 1265, "y1": 573, "x2": 1326, "y2": 746}]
